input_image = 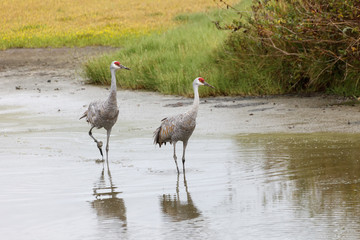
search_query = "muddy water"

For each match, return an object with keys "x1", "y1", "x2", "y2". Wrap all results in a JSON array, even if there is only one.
[{"x1": 1, "y1": 118, "x2": 360, "y2": 240}]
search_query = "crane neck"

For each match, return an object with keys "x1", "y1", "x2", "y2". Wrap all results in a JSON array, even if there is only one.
[
  {"x1": 192, "y1": 83, "x2": 200, "y2": 112},
  {"x1": 107, "y1": 68, "x2": 117, "y2": 104},
  {"x1": 110, "y1": 68, "x2": 117, "y2": 93}
]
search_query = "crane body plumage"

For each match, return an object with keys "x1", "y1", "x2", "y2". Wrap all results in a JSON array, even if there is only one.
[
  {"x1": 154, "y1": 106, "x2": 197, "y2": 147},
  {"x1": 154, "y1": 77, "x2": 214, "y2": 173},
  {"x1": 80, "y1": 61, "x2": 130, "y2": 166},
  {"x1": 83, "y1": 92, "x2": 119, "y2": 131}
]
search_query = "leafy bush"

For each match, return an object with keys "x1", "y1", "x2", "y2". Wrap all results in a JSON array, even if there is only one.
[{"x1": 216, "y1": 0, "x2": 360, "y2": 95}]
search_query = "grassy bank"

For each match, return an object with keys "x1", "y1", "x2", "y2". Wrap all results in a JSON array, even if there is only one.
[
  {"x1": 0, "y1": 0, "x2": 233, "y2": 49},
  {"x1": 84, "y1": 0, "x2": 252, "y2": 97},
  {"x1": 84, "y1": 0, "x2": 360, "y2": 97}
]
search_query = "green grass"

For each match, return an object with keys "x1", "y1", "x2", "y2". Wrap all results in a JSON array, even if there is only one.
[
  {"x1": 83, "y1": 0, "x2": 253, "y2": 97},
  {"x1": 84, "y1": 0, "x2": 360, "y2": 97}
]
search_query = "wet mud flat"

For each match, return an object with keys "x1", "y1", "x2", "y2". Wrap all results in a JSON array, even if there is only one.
[{"x1": 1, "y1": 48, "x2": 360, "y2": 240}]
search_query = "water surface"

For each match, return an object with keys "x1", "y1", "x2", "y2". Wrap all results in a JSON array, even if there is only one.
[{"x1": 1, "y1": 127, "x2": 360, "y2": 239}]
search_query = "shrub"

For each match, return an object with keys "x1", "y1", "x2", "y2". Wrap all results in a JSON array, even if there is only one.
[{"x1": 216, "y1": 0, "x2": 360, "y2": 95}]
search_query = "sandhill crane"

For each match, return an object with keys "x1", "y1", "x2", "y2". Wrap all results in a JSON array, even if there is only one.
[
  {"x1": 80, "y1": 61, "x2": 130, "y2": 166},
  {"x1": 153, "y1": 77, "x2": 214, "y2": 173}
]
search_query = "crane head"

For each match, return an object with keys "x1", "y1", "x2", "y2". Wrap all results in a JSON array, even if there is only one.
[
  {"x1": 111, "y1": 61, "x2": 131, "y2": 70},
  {"x1": 195, "y1": 77, "x2": 215, "y2": 89}
]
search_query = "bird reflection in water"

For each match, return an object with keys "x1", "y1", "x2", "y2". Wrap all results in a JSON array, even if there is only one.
[
  {"x1": 160, "y1": 173, "x2": 201, "y2": 221},
  {"x1": 91, "y1": 169, "x2": 127, "y2": 228}
]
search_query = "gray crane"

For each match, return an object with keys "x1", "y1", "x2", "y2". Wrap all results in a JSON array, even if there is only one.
[
  {"x1": 80, "y1": 61, "x2": 130, "y2": 166},
  {"x1": 153, "y1": 77, "x2": 214, "y2": 173}
]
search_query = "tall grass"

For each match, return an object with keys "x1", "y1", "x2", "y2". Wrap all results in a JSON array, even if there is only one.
[{"x1": 84, "y1": 0, "x2": 253, "y2": 97}]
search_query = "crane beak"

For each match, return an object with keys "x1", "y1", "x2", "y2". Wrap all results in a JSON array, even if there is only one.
[
  {"x1": 204, "y1": 82, "x2": 215, "y2": 89},
  {"x1": 121, "y1": 65, "x2": 131, "y2": 70}
]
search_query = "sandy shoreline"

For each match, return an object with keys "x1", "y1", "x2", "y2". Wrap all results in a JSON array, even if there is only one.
[{"x1": 1, "y1": 47, "x2": 359, "y2": 137}]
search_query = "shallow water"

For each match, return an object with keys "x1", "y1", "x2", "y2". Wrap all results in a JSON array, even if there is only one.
[{"x1": 1, "y1": 115, "x2": 360, "y2": 240}]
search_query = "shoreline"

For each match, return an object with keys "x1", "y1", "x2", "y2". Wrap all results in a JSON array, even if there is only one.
[{"x1": 0, "y1": 47, "x2": 359, "y2": 138}]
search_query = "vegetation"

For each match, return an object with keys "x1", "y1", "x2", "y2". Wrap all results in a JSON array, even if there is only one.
[
  {"x1": 216, "y1": 0, "x2": 360, "y2": 96},
  {"x1": 84, "y1": 1, "x2": 252, "y2": 96},
  {"x1": 4, "y1": 0, "x2": 359, "y2": 96},
  {"x1": 85, "y1": 0, "x2": 360, "y2": 97},
  {"x1": 0, "y1": 0, "x2": 231, "y2": 49}
]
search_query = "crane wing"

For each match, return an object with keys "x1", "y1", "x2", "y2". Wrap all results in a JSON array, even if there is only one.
[
  {"x1": 154, "y1": 117, "x2": 176, "y2": 147},
  {"x1": 160, "y1": 117, "x2": 176, "y2": 141},
  {"x1": 80, "y1": 101, "x2": 104, "y2": 126}
]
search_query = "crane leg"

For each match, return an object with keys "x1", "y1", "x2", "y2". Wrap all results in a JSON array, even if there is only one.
[
  {"x1": 105, "y1": 129, "x2": 111, "y2": 169},
  {"x1": 182, "y1": 141, "x2": 188, "y2": 173},
  {"x1": 89, "y1": 127, "x2": 104, "y2": 161},
  {"x1": 173, "y1": 142, "x2": 180, "y2": 173}
]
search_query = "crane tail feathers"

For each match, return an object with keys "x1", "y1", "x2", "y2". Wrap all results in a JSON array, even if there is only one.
[
  {"x1": 79, "y1": 110, "x2": 88, "y2": 120},
  {"x1": 153, "y1": 126, "x2": 163, "y2": 147}
]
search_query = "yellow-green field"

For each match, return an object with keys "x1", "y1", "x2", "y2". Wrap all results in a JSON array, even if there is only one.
[{"x1": 0, "y1": 0, "x2": 236, "y2": 49}]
